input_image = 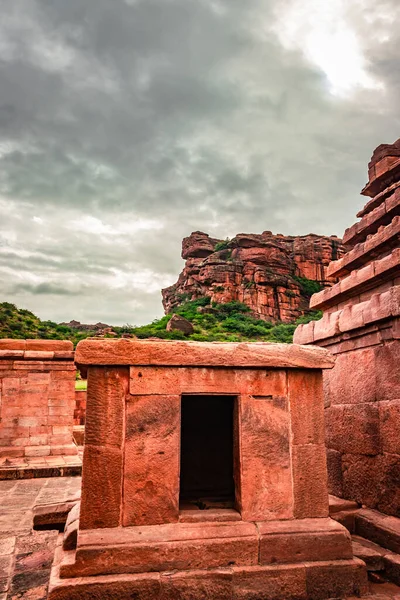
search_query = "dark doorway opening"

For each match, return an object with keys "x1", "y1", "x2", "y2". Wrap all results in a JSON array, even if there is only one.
[{"x1": 179, "y1": 395, "x2": 235, "y2": 509}]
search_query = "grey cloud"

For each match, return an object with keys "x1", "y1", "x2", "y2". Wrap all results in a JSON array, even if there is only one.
[{"x1": 0, "y1": 0, "x2": 399, "y2": 324}]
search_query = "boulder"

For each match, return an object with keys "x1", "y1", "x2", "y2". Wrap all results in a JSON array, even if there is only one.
[{"x1": 166, "y1": 315, "x2": 194, "y2": 335}]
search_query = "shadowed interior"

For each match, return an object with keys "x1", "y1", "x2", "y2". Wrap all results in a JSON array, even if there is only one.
[{"x1": 179, "y1": 394, "x2": 235, "y2": 508}]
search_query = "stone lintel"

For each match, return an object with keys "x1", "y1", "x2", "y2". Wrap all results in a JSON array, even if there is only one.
[
  {"x1": 343, "y1": 187, "x2": 400, "y2": 246},
  {"x1": 327, "y1": 216, "x2": 400, "y2": 278},
  {"x1": 310, "y1": 249, "x2": 400, "y2": 311},
  {"x1": 75, "y1": 339, "x2": 335, "y2": 370}
]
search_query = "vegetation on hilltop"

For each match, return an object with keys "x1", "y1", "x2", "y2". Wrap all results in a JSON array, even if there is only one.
[
  {"x1": 0, "y1": 299, "x2": 322, "y2": 346},
  {"x1": 118, "y1": 298, "x2": 322, "y2": 343},
  {"x1": 0, "y1": 302, "x2": 96, "y2": 346}
]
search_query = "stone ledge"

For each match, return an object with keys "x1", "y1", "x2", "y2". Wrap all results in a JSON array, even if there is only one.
[
  {"x1": 49, "y1": 532, "x2": 368, "y2": 600},
  {"x1": 310, "y1": 250, "x2": 400, "y2": 311},
  {"x1": 328, "y1": 216, "x2": 400, "y2": 278},
  {"x1": 294, "y1": 287, "x2": 400, "y2": 345},
  {"x1": 343, "y1": 187, "x2": 400, "y2": 246},
  {"x1": 75, "y1": 339, "x2": 335, "y2": 370},
  {"x1": 358, "y1": 180, "x2": 400, "y2": 218},
  {"x1": 0, "y1": 340, "x2": 73, "y2": 351},
  {"x1": 362, "y1": 158, "x2": 400, "y2": 198}
]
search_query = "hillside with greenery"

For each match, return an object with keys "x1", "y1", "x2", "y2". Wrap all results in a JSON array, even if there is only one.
[{"x1": 0, "y1": 299, "x2": 322, "y2": 346}]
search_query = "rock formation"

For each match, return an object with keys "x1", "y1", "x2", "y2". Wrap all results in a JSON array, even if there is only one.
[
  {"x1": 294, "y1": 137, "x2": 400, "y2": 516},
  {"x1": 162, "y1": 231, "x2": 346, "y2": 323}
]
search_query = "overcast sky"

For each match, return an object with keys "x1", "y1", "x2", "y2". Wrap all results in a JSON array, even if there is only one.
[{"x1": 0, "y1": 0, "x2": 399, "y2": 325}]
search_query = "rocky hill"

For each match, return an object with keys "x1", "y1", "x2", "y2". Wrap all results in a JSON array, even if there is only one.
[{"x1": 162, "y1": 231, "x2": 346, "y2": 323}]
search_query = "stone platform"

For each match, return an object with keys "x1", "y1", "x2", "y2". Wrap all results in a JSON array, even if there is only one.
[
  {"x1": 0, "y1": 478, "x2": 399, "y2": 599},
  {"x1": 49, "y1": 518, "x2": 367, "y2": 599},
  {"x1": 0, "y1": 454, "x2": 82, "y2": 480}
]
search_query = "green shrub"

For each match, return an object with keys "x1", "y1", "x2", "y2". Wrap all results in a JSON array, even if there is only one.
[
  {"x1": 214, "y1": 238, "x2": 231, "y2": 252},
  {"x1": 293, "y1": 276, "x2": 323, "y2": 297}
]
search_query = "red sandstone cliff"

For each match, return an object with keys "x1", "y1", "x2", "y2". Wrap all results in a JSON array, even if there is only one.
[{"x1": 162, "y1": 231, "x2": 346, "y2": 323}]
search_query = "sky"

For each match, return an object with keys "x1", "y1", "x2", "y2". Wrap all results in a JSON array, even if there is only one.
[{"x1": 0, "y1": 0, "x2": 399, "y2": 326}]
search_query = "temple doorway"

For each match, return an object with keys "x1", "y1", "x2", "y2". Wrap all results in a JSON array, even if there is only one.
[{"x1": 179, "y1": 394, "x2": 235, "y2": 509}]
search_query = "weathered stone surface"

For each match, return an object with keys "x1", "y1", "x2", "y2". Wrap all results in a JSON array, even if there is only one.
[
  {"x1": 239, "y1": 395, "x2": 293, "y2": 521},
  {"x1": 325, "y1": 403, "x2": 380, "y2": 455},
  {"x1": 288, "y1": 370, "x2": 325, "y2": 445},
  {"x1": 0, "y1": 342, "x2": 77, "y2": 471},
  {"x1": 162, "y1": 231, "x2": 345, "y2": 323},
  {"x1": 76, "y1": 338, "x2": 335, "y2": 370},
  {"x1": 258, "y1": 518, "x2": 352, "y2": 564},
  {"x1": 129, "y1": 367, "x2": 287, "y2": 400},
  {"x1": 232, "y1": 564, "x2": 307, "y2": 600},
  {"x1": 165, "y1": 314, "x2": 194, "y2": 335},
  {"x1": 123, "y1": 395, "x2": 180, "y2": 526},
  {"x1": 356, "y1": 509, "x2": 400, "y2": 554},
  {"x1": 67, "y1": 522, "x2": 259, "y2": 577},
  {"x1": 160, "y1": 568, "x2": 233, "y2": 600},
  {"x1": 352, "y1": 535, "x2": 385, "y2": 571},
  {"x1": 304, "y1": 557, "x2": 369, "y2": 600},
  {"x1": 292, "y1": 444, "x2": 329, "y2": 518}
]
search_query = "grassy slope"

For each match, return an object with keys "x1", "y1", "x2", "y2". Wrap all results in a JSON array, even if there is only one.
[{"x1": 0, "y1": 299, "x2": 322, "y2": 346}]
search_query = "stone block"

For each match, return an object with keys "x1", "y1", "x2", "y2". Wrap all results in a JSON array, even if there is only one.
[
  {"x1": 84, "y1": 367, "x2": 128, "y2": 448},
  {"x1": 375, "y1": 341, "x2": 400, "y2": 401},
  {"x1": 380, "y1": 400, "x2": 400, "y2": 454},
  {"x1": 160, "y1": 568, "x2": 233, "y2": 600},
  {"x1": 80, "y1": 444, "x2": 123, "y2": 530},
  {"x1": 338, "y1": 303, "x2": 365, "y2": 332},
  {"x1": 323, "y1": 347, "x2": 376, "y2": 405},
  {"x1": 356, "y1": 508, "x2": 400, "y2": 554},
  {"x1": 129, "y1": 367, "x2": 287, "y2": 398},
  {"x1": 326, "y1": 449, "x2": 343, "y2": 497},
  {"x1": 239, "y1": 395, "x2": 293, "y2": 521},
  {"x1": 24, "y1": 446, "x2": 51, "y2": 457},
  {"x1": 123, "y1": 395, "x2": 180, "y2": 526},
  {"x1": 49, "y1": 571, "x2": 162, "y2": 600},
  {"x1": 383, "y1": 552, "x2": 400, "y2": 585},
  {"x1": 292, "y1": 444, "x2": 329, "y2": 518},
  {"x1": 258, "y1": 518, "x2": 352, "y2": 564},
  {"x1": 288, "y1": 370, "x2": 325, "y2": 445},
  {"x1": 68, "y1": 522, "x2": 259, "y2": 577},
  {"x1": 313, "y1": 311, "x2": 340, "y2": 341},
  {"x1": 325, "y1": 403, "x2": 380, "y2": 455},
  {"x1": 342, "y1": 454, "x2": 384, "y2": 510},
  {"x1": 304, "y1": 558, "x2": 368, "y2": 600},
  {"x1": 232, "y1": 564, "x2": 307, "y2": 600}
]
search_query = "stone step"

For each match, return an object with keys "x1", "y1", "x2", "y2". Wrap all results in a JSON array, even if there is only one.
[
  {"x1": 329, "y1": 495, "x2": 359, "y2": 515},
  {"x1": 352, "y1": 535, "x2": 386, "y2": 571},
  {"x1": 356, "y1": 509, "x2": 400, "y2": 555},
  {"x1": 351, "y1": 534, "x2": 400, "y2": 587}
]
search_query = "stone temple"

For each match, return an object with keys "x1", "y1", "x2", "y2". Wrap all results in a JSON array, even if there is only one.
[
  {"x1": 47, "y1": 338, "x2": 367, "y2": 599},
  {"x1": 295, "y1": 137, "x2": 400, "y2": 516},
  {"x1": 0, "y1": 137, "x2": 400, "y2": 599}
]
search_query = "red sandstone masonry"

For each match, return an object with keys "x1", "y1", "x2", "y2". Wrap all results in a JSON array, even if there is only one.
[
  {"x1": 0, "y1": 340, "x2": 77, "y2": 462},
  {"x1": 49, "y1": 339, "x2": 368, "y2": 600},
  {"x1": 294, "y1": 137, "x2": 400, "y2": 516}
]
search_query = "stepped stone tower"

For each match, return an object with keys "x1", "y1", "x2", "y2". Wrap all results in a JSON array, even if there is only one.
[{"x1": 294, "y1": 138, "x2": 400, "y2": 516}]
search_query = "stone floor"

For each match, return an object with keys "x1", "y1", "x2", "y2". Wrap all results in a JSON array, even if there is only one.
[
  {"x1": 0, "y1": 455, "x2": 82, "y2": 481},
  {"x1": 0, "y1": 477, "x2": 399, "y2": 599}
]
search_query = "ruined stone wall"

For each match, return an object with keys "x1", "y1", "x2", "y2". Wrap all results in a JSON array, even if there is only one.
[
  {"x1": 294, "y1": 138, "x2": 400, "y2": 517},
  {"x1": 0, "y1": 339, "x2": 78, "y2": 459},
  {"x1": 73, "y1": 390, "x2": 86, "y2": 426}
]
